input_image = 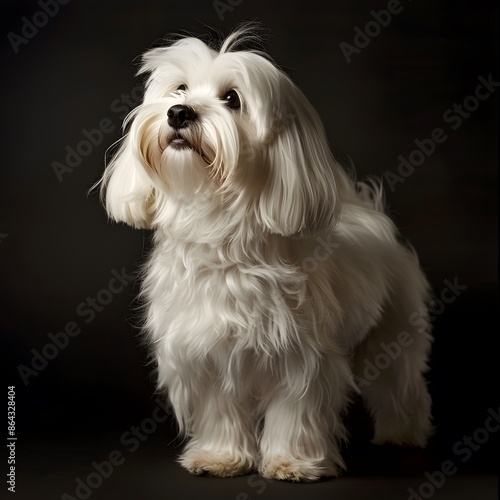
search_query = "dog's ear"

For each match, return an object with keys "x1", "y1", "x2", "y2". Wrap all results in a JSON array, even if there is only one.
[
  {"x1": 99, "y1": 129, "x2": 155, "y2": 229},
  {"x1": 255, "y1": 80, "x2": 346, "y2": 237}
]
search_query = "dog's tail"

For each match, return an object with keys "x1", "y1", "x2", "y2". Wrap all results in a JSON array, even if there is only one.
[{"x1": 355, "y1": 176, "x2": 386, "y2": 213}]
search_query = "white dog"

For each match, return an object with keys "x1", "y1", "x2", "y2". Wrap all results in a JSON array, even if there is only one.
[{"x1": 98, "y1": 25, "x2": 433, "y2": 482}]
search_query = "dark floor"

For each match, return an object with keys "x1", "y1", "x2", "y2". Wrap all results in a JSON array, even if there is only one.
[{"x1": 15, "y1": 434, "x2": 498, "y2": 500}]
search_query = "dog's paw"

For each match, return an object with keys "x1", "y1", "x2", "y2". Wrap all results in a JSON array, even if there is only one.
[
  {"x1": 180, "y1": 449, "x2": 254, "y2": 478},
  {"x1": 260, "y1": 456, "x2": 338, "y2": 482}
]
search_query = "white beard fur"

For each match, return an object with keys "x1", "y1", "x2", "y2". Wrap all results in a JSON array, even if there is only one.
[{"x1": 97, "y1": 24, "x2": 433, "y2": 482}]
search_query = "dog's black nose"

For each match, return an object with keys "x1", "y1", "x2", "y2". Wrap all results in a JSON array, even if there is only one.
[{"x1": 167, "y1": 105, "x2": 196, "y2": 129}]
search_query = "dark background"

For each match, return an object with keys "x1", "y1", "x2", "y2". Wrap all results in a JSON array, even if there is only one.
[{"x1": 2, "y1": 1, "x2": 498, "y2": 499}]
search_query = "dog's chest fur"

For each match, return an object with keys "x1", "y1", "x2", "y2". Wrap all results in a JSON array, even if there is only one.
[{"x1": 142, "y1": 225, "x2": 345, "y2": 364}]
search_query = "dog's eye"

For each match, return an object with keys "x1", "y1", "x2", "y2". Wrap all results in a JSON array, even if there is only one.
[
  {"x1": 223, "y1": 89, "x2": 241, "y2": 110},
  {"x1": 176, "y1": 84, "x2": 187, "y2": 91}
]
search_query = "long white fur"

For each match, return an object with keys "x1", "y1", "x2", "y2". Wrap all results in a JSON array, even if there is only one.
[{"x1": 98, "y1": 25, "x2": 433, "y2": 482}]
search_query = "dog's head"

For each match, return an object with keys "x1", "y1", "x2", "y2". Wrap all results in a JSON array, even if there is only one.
[{"x1": 100, "y1": 25, "x2": 346, "y2": 237}]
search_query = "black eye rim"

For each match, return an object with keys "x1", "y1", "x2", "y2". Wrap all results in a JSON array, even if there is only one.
[
  {"x1": 222, "y1": 89, "x2": 241, "y2": 110},
  {"x1": 176, "y1": 84, "x2": 187, "y2": 91}
]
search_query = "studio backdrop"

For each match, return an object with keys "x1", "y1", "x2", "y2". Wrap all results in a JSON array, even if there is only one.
[{"x1": 2, "y1": 1, "x2": 498, "y2": 499}]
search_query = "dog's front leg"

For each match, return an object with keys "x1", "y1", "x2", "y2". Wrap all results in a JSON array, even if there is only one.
[
  {"x1": 259, "y1": 350, "x2": 354, "y2": 482},
  {"x1": 176, "y1": 373, "x2": 258, "y2": 478}
]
